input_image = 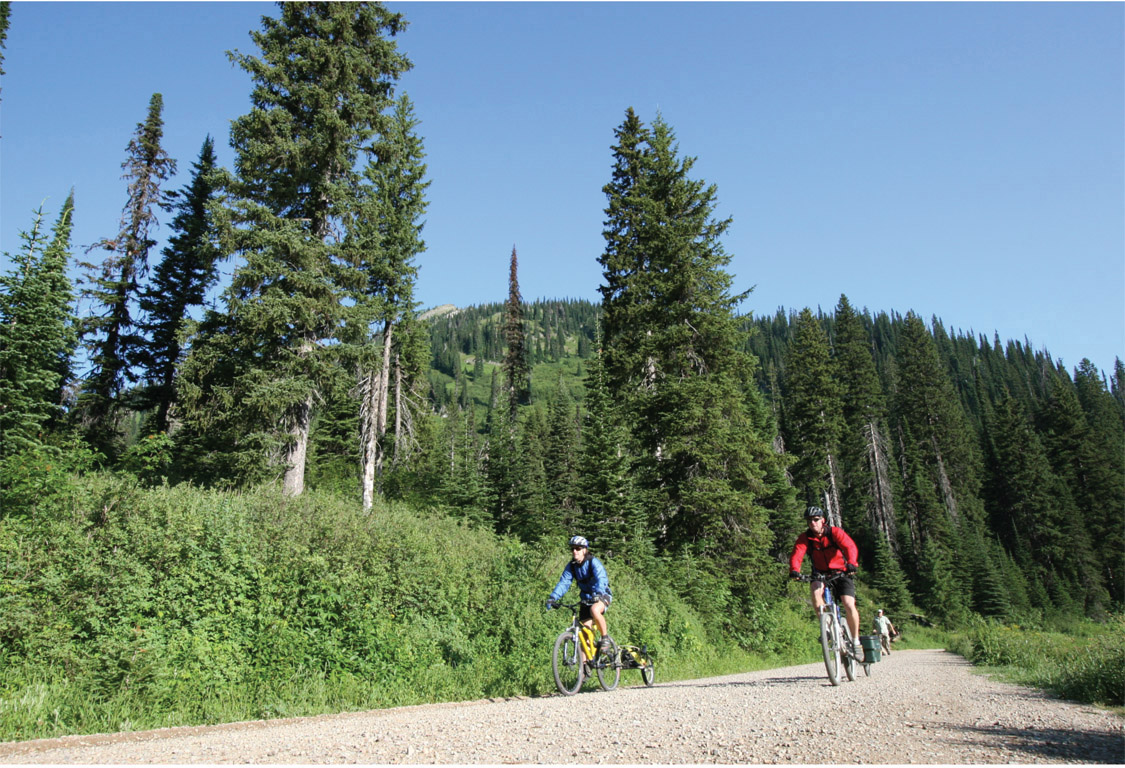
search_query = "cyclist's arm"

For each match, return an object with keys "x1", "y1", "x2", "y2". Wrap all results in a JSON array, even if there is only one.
[
  {"x1": 548, "y1": 564, "x2": 574, "y2": 603},
  {"x1": 590, "y1": 557, "x2": 610, "y2": 597},
  {"x1": 833, "y1": 526, "x2": 860, "y2": 568},
  {"x1": 788, "y1": 533, "x2": 809, "y2": 573}
]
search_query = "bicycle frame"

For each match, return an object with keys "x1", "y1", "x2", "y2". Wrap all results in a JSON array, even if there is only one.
[{"x1": 551, "y1": 600, "x2": 619, "y2": 694}]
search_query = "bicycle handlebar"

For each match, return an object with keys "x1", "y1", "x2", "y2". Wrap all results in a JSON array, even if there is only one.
[
  {"x1": 793, "y1": 570, "x2": 847, "y2": 583},
  {"x1": 553, "y1": 598, "x2": 598, "y2": 610}
]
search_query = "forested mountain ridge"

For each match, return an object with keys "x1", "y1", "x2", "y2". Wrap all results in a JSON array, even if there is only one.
[{"x1": 410, "y1": 295, "x2": 1124, "y2": 625}]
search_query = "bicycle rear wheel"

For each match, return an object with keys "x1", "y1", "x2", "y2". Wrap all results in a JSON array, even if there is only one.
[
  {"x1": 595, "y1": 637, "x2": 620, "y2": 691},
  {"x1": 552, "y1": 629, "x2": 585, "y2": 695},
  {"x1": 820, "y1": 612, "x2": 841, "y2": 686},
  {"x1": 640, "y1": 650, "x2": 655, "y2": 687}
]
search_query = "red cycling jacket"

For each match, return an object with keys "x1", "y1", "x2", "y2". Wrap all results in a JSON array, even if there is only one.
[{"x1": 789, "y1": 526, "x2": 859, "y2": 573}]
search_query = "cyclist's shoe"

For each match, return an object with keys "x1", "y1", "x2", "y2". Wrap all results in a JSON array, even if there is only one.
[{"x1": 598, "y1": 635, "x2": 614, "y2": 654}]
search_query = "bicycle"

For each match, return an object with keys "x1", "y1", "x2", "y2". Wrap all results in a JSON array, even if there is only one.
[
  {"x1": 549, "y1": 600, "x2": 620, "y2": 695},
  {"x1": 796, "y1": 571, "x2": 870, "y2": 685}
]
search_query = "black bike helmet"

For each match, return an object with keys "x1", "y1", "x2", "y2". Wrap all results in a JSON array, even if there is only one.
[
  {"x1": 804, "y1": 506, "x2": 825, "y2": 520},
  {"x1": 568, "y1": 535, "x2": 589, "y2": 549}
]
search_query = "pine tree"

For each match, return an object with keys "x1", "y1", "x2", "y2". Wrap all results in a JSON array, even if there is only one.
[
  {"x1": 577, "y1": 342, "x2": 645, "y2": 561},
  {"x1": 986, "y1": 396, "x2": 1072, "y2": 581},
  {"x1": 544, "y1": 377, "x2": 580, "y2": 523},
  {"x1": 833, "y1": 295, "x2": 898, "y2": 557},
  {"x1": 893, "y1": 313, "x2": 984, "y2": 533},
  {"x1": 0, "y1": 1, "x2": 10, "y2": 103},
  {"x1": 1062, "y1": 362, "x2": 1124, "y2": 604},
  {"x1": 348, "y1": 93, "x2": 429, "y2": 509},
  {"x1": 502, "y1": 246, "x2": 530, "y2": 416},
  {"x1": 869, "y1": 534, "x2": 912, "y2": 617},
  {"x1": 597, "y1": 109, "x2": 778, "y2": 573},
  {"x1": 781, "y1": 308, "x2": 845, "y2": 520},
  {"x1": 78, "y1": 94, "x2": 176, "y2": 458},
  {"x1": 0, "y1": 197, "x2": 77, "y2": 455},
  {"x1": 134, "y1": 136, "x2": 221, "y2": 433},
  {"x1": 188, "y1": 2, "x2": 410, "y2": 495}
]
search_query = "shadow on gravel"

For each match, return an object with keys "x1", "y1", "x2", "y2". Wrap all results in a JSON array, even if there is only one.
[
  {"x1": 945, "y1": 723, "x2": 1124, "y2": 764},
  {"x1": 646, "y1": 675, "x2": 824, "y2": 690}
]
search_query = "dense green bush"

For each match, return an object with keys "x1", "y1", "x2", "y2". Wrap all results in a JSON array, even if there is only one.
[{"x1": 0, "y1": 475, "x2": 788, "y2": 741}]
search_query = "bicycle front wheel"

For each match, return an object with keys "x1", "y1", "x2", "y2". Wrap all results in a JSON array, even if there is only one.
[
  {"x1": 596, "y1": 637, "x2": 620, "y2": 691},
  {"x1": 552, "y1": 629, "x2": 585, "y2": 695},
  {"x1": 820, "y1": 612, "x2": 841, "y2": 686},
  {"x1": 839, "y1": 621, "x2": 856, "y2": 682}
]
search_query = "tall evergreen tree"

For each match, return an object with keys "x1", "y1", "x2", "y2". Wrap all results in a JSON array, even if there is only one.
[
  {"x1": 187, "y1": 2, "x2": 410, "y2": 495},
  {"x1": 502, "y1": 246, "x2": 530, "y2": 416},
  {"x1": 597, "y1": 109, "x2": 779, "y2": 574},
  {"x1": 1067, "y1": 360, "x2": 1125, "y2": 602},
  {"x1": 544, "y1": 378, "x2": 581, "y2": 523},
  {"x1": 78, "y1": 94, "x2": 176, "y2": 458},
  {"x1": 833, "y1": 295, "x2": 898, "y2": 557},
  {"x1": 893, "y1": 313, "x2": 983, "y2": 534},
  {"x1": 347, "y1": 92, "x2": 429, "y2": 508},
  {"x1": 0, "y1": 1, "x2": 10, "y2": 104},
  {"x1": 577, "y1": 341, "x2": 645, "y2": 561},
  {"x1": 134, "y1": 136, "x2": 221, "y2": 433},
  {"x1": 0, "y1": 197, "x2": 77, "y2": 455},
  {"x1": 781, "y1": 308, "x2": 845, "y2": 520}
]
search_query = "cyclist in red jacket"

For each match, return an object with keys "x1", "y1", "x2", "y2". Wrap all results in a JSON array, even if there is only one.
[{"x1": 789, "y1": 506, "x2": 863, "y2": 656}]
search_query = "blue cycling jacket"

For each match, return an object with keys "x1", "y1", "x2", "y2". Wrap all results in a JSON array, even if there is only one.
[{"x1": 549, "y1": 556, "x2": 611, "y2": 603}]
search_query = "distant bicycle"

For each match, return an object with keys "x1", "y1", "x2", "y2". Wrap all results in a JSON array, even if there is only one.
[
  {"x1": 549, "y1": 599, "x2": 619, "y2": 695},
  {"x1": 797, "y1": 571, "x2": 870, "y2": 685}
]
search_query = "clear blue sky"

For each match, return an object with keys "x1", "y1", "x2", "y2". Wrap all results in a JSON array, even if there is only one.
[{"x1": 2, "y1": 2, "x2": 1122, "y2": 376}]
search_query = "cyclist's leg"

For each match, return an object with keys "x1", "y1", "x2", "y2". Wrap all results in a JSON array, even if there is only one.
[
  {"x1": 590, "y1": 599, "x2": 609, "y2": 641},
  {"x1": 837, "y1": 576, "x2": 861, "y2": 649},
  {"x1": 809, "y1": 579, "x2": 827, "y2": 615}
]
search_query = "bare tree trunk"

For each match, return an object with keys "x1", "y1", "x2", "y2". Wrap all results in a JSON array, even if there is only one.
[
  {"x1": 824, "y1": 451, "x2": 843, "y2": 529},
  {"x1": 373, "y1": 321, "x2": 393, "y2": 493},
  {"x1": 360, "y1": 365, "x2": 379, "y2": 510},
  {"x1": 393, "y1": 352, "x2": 403, "y2": 463},
  {"x1": 358, "y1": 321, "x2": 395, "y2": 510},
  {"x1": 897, "y1": 424, "x2": 923, "y2": 559},
  {"x1": 282, "y1": 394, "x2": 312, "y2": 497},
  {"x1": 866, "y1": 421, "x2": 898, "y2": 553},
  {"x1": 932, "y1": 438, "x2": 959, "y2": 523}
]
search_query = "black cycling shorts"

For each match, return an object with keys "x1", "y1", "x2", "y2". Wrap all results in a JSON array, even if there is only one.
[
  {"x1": 579, "y1": 595, "x2": 611, "y2": 621},
  {"x1": 813, "y1": 573, "x2": 855, "y2": 600}
]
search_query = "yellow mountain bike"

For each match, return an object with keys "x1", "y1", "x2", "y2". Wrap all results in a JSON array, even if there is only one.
[{"x1": 550, "y1": 600, "x2": 619, "y2": 695}]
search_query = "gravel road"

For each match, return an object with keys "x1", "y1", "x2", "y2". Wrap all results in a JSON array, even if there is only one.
[{"x1": 1, "y1": 650, "x2": 1121, "y2": 764}]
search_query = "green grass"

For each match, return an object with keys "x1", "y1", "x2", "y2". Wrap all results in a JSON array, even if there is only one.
[{"x1": 947, "y1": 617, "x2": 1125, "y2": 709}]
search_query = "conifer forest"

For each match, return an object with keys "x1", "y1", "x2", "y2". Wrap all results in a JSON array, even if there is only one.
[{"x1": 1, "y1": 1, "x2": 1122, "y2": 738}]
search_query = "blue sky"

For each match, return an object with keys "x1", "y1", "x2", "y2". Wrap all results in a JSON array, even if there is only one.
[{"x1": 2, "y1": 2, "x2": 1122, "y2": 376}]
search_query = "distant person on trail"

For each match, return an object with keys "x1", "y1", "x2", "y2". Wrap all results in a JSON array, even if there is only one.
[
  {"x1": 789, "y1": 506, "x2": 864, "y2": 659},
  {"x1": 874, "y1": 608, "x2": 897, "y2": 654},
  {"x1": 546, "y1": 535, "x2": 614, "y2": 655}
]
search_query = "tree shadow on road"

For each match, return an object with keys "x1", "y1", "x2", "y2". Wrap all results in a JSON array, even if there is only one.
[{"x1": 941, "y1": 722, "x2": 1124, "y2": 764}]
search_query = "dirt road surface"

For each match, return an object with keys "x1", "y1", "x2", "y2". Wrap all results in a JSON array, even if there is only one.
[{"x1": 1, "y1": 650, "x2": 1121, "y2": 764}]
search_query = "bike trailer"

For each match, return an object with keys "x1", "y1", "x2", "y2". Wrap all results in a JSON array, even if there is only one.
[{"x1": 859, "y1": 634, "x2": 881, "y2": 662}]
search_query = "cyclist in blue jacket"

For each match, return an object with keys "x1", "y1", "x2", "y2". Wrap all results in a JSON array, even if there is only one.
[{"x1": 546, "y1": 535, "x2": 614, "y2": 654}]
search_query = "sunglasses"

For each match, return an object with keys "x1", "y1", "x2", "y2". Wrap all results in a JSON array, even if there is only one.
[{"x1": 571, "y1": 546, "x2": 586, "y2": 551}]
